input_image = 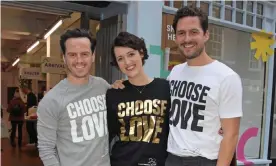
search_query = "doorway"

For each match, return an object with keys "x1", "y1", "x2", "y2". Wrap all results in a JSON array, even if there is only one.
[{"x1": 93, "y1": 15, "x2": 125, "y2": 83}]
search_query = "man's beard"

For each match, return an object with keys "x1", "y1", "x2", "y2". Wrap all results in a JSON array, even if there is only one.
[{"x1": 179, "y1": 45, "x2": 204, "y2": 60}]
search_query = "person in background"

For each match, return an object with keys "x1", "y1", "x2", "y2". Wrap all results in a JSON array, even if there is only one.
[
  {"x1": 22, "y1": 87, "x2": 37, "y2": 112},
  {"x1": 107, "y1": 32, "x2": 171, "y2": 166},
  {"x1": 38, "y1": 86, "x2": 46, "y2": 102},
  {"x1": 22, "y1": 86, "x2": 38, "y2": 145},
  {"x1": 7, "y1": 88, "x2": 26, "y2": 148}
]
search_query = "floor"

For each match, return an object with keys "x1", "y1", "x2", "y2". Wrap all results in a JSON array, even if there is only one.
[
  {"x1": 1, "y1": 138, "x2": 43, "y2": 166},
  {"x1": 1, "y1": 110, "x2": 43, "y2": 166}
]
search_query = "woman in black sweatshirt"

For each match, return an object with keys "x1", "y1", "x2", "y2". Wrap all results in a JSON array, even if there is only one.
[{"x1": 106, "y1": 32, "x2": 171, "y2": 166}]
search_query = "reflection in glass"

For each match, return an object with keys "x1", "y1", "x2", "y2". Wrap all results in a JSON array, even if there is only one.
[
  {"x1": 187, "y1": 1, "x2": 196, "y2": 8},
  {"x1": 236, "y1": 11, "x2": 243, "y2": 24},
  {"x1": 225, "y1": 8, "x2": 232, "y2": 21},
  {"x1": 225, "y1": 1, "x2": 232, "y2": 6},
  {"x1": 236, "y1": 1, "x2": 243, "y2": 9},
  {"x1": 212, "y1": 5, "x2": 220, "y2": 19},
  {"x1": 257, "y1": 3, "x2": 263, "y2": 15},
  {"x1": 246, "y1": 14, "x2": 253, "y2": 27},
  {"x1": 247, "y1": 1, "x2": 254, "y2": 12},
  {"x1": 200, "y1": 2, "x2": 209, "y2": 15},
  {"x1": 214, "y1": 1, "x2": 221, "y2": 4},
  {"x1": 164, "y1": 0, "x2": 169, "y2": 7},
  {"x1": 256, "y1": 17, "x2": 263, "y2": 29},
  {"x1": 174, "y1": 1, "x2": 183, "y2": 8}
]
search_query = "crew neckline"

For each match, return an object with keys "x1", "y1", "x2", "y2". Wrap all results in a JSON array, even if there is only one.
[
  {"x1": 64, "y1": 75, "x2": 93, "y2": 88},
  {"x1": 186, "y1": 60, "x2": 218, "y2": 69},
  {"x1": 125, "y1": 78, "x2": 156, "y2": 88}
]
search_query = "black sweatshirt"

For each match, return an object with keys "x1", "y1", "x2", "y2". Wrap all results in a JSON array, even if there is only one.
[{"x1": 106, "y1": 78, "x2": 171, "y2": 166}]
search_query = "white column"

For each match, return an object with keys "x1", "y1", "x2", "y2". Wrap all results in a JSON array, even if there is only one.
[
  {"x1": 127, "y1": 1, "x2": 163, "y2": 78},
  {"x1": 46, "y1": 32, "x2": 63, "y2": 91}
]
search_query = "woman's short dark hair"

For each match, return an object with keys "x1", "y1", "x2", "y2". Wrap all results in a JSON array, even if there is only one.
[
  {"x1": 173, "y1": 6, "x2": 208, "y2": 34},
  {"x1": 60, "y1": 28, "x2": 96, "y2": 55},
  {"x1": 110, "y1": 32, "x2": 149, "y2": 67}
]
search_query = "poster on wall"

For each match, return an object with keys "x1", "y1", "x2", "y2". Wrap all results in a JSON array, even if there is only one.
[
  {"x1": 161, "y1": 13, "x2": 186, "y2": 71},
  {"x1": 41, "y1": 56, "x2": 66, "y2": 74},
  {"x1": 20, "y1": 67, "x2": 42, "y2": 80}
]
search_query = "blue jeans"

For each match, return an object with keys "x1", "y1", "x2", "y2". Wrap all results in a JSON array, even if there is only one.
[{"x1": 165, "y1": 153, "x2": 217, "y2": 166}]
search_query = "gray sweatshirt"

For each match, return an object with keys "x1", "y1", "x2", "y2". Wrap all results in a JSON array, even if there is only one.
[{"x1": 37, "y1": 76, "x2": 111, "y2": 166}]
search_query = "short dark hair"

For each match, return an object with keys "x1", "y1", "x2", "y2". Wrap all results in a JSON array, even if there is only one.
[
  {"x1": 110, "y1": 32, "x2": 149, "y2": 67},
  {"x1": 60, "y1": 28, "x2": 96, "y2": 55},
  {"x1": 173, "y1": 6, "x2": 208, "y2": 34}
]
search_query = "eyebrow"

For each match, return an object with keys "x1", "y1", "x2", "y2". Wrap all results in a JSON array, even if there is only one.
[
  {"x1": 67, "y1": 51, "x2": 90, "y2": 54},
  {"x1": 126, "y1": 50, "x2": 134, "y2": 54},
  {"x1": 191, "y1": 28, "x2": 200, "y2": 31},
  {"x1": 81, "y1": 51, "x2": 90, "y2": 54},
  {"x1": 116, "y1": 50, "x2": 135, "y2": 58}
]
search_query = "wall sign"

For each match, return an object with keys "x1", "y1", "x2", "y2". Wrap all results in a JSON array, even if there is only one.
[
  {"x1": 41, "y1": 56, "x2": 66, "y2": 74},
  {"x1": 161, "y1": 13, "x2": 186, "y2": 71},
  {"x1": 250, "y1": 30, "x2": 275, "y2": 62},
  {"x1": 20, "y1": 67, "x2": 42, "y2": 80}
]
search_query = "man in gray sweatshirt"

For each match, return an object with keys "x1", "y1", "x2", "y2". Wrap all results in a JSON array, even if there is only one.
[{"x1": 37, "y1": 29, "x2": 111, "y2": 166}]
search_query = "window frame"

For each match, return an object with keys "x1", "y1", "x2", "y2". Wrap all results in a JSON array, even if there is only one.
[{"x1": 163, "y1": 0, "x2": 276, "y2": 32}]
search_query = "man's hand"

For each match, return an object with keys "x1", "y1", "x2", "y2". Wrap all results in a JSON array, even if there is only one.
[
  {"x1": 111, "y1": 79, "x2": 125, "y2": 89},
  {"x1": 218, "y1": 128, "x2": 223, "y2": 136}
]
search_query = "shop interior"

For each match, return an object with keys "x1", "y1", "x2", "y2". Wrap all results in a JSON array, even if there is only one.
[{"x1": 1, "y1": 1, "x2": 127, "y2": 165}]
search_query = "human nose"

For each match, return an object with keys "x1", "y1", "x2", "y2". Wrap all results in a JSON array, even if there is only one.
[{"x1": 76, "y1": 54, "x2": 84, "y2": 63}]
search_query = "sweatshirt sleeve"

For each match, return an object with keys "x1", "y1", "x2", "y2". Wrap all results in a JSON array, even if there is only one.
[{"x1": 37, "y1": 96, "x2": 60, "y2": 166}]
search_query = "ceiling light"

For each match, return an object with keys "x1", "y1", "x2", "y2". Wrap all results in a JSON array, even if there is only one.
[
  {"x1": 12, "y1": 58, "x2": 20, "y2": 66},
  {"x1": 27, "y1": 41, "x2": 40, "y2": 53},
  {"x1": 44, "y1": 20, "x2": 63, "y2": 39}
]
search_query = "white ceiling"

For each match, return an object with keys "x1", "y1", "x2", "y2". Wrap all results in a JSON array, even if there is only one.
[{"x1": 1, "y1": 6, "x2": 61, "y2": 65}]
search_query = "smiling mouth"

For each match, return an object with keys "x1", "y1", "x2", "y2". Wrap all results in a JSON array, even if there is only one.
[
  {"x1": 126, "y1": 65, "x2": 135, "y2": 71},
  {"x1": 183, "y1": 44, "x2": 195, "y2": 48},
  {"x1": 75, "y1": 65, "x2": 85, "y2": 69}
]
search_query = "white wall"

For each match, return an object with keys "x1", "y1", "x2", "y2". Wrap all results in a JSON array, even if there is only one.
[{"x1": 127, "y1": 1, "x2": 163, "y2": 78}]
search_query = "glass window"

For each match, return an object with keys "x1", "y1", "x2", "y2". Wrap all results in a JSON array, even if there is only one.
[
  {"x1": 225, "y1": 1, "x2": 233, "y2": 7},
  {"x1": 206, "y1": 24, "x2": 223, "y2": 60},
  {"x1": 174, "y1": 1, "x2": 183, "y2": 8},
  {"x1": 164, "y1": 0, "x2": 170, "y2": 7},
  {"x1": 225, "y1": 8, "x2": 232, "y2": 21},
  {"x1": 256, "y1": 17, "x2": 263, "y2": 29},
  {"x1": 248, "y1": 48, "x2": 262, "y2": 71},
  {"x1": 214, "y1": 1, "x2": 221, "y2": 4},
  {"x1": 236, "y1": 11, "x2": 243, "y2": 24},
  {"x1": 187, "y1": 1, "x2": 196, "y2": 8},
  {"x1": 212, "y1": 5, "x2": 221, "y2": 19},
  {"x1": 216, "y1": 24, "x2": 265, "y2": 158},
  {"x1": 236, "y1": 1, "x2": 243, "y2": 10},
  {"x1": 247, "y1": 1, "x2": 254, "y2": 12},
  {"x1": 257, "y1": 3, "x2": 263, "y2": 15},
  {"x1": 246, "y1": 14, "x2": 253, "y2": 27},
  {"x1": 200, "y1": 2, "x2": 209, "y2": 15}
]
